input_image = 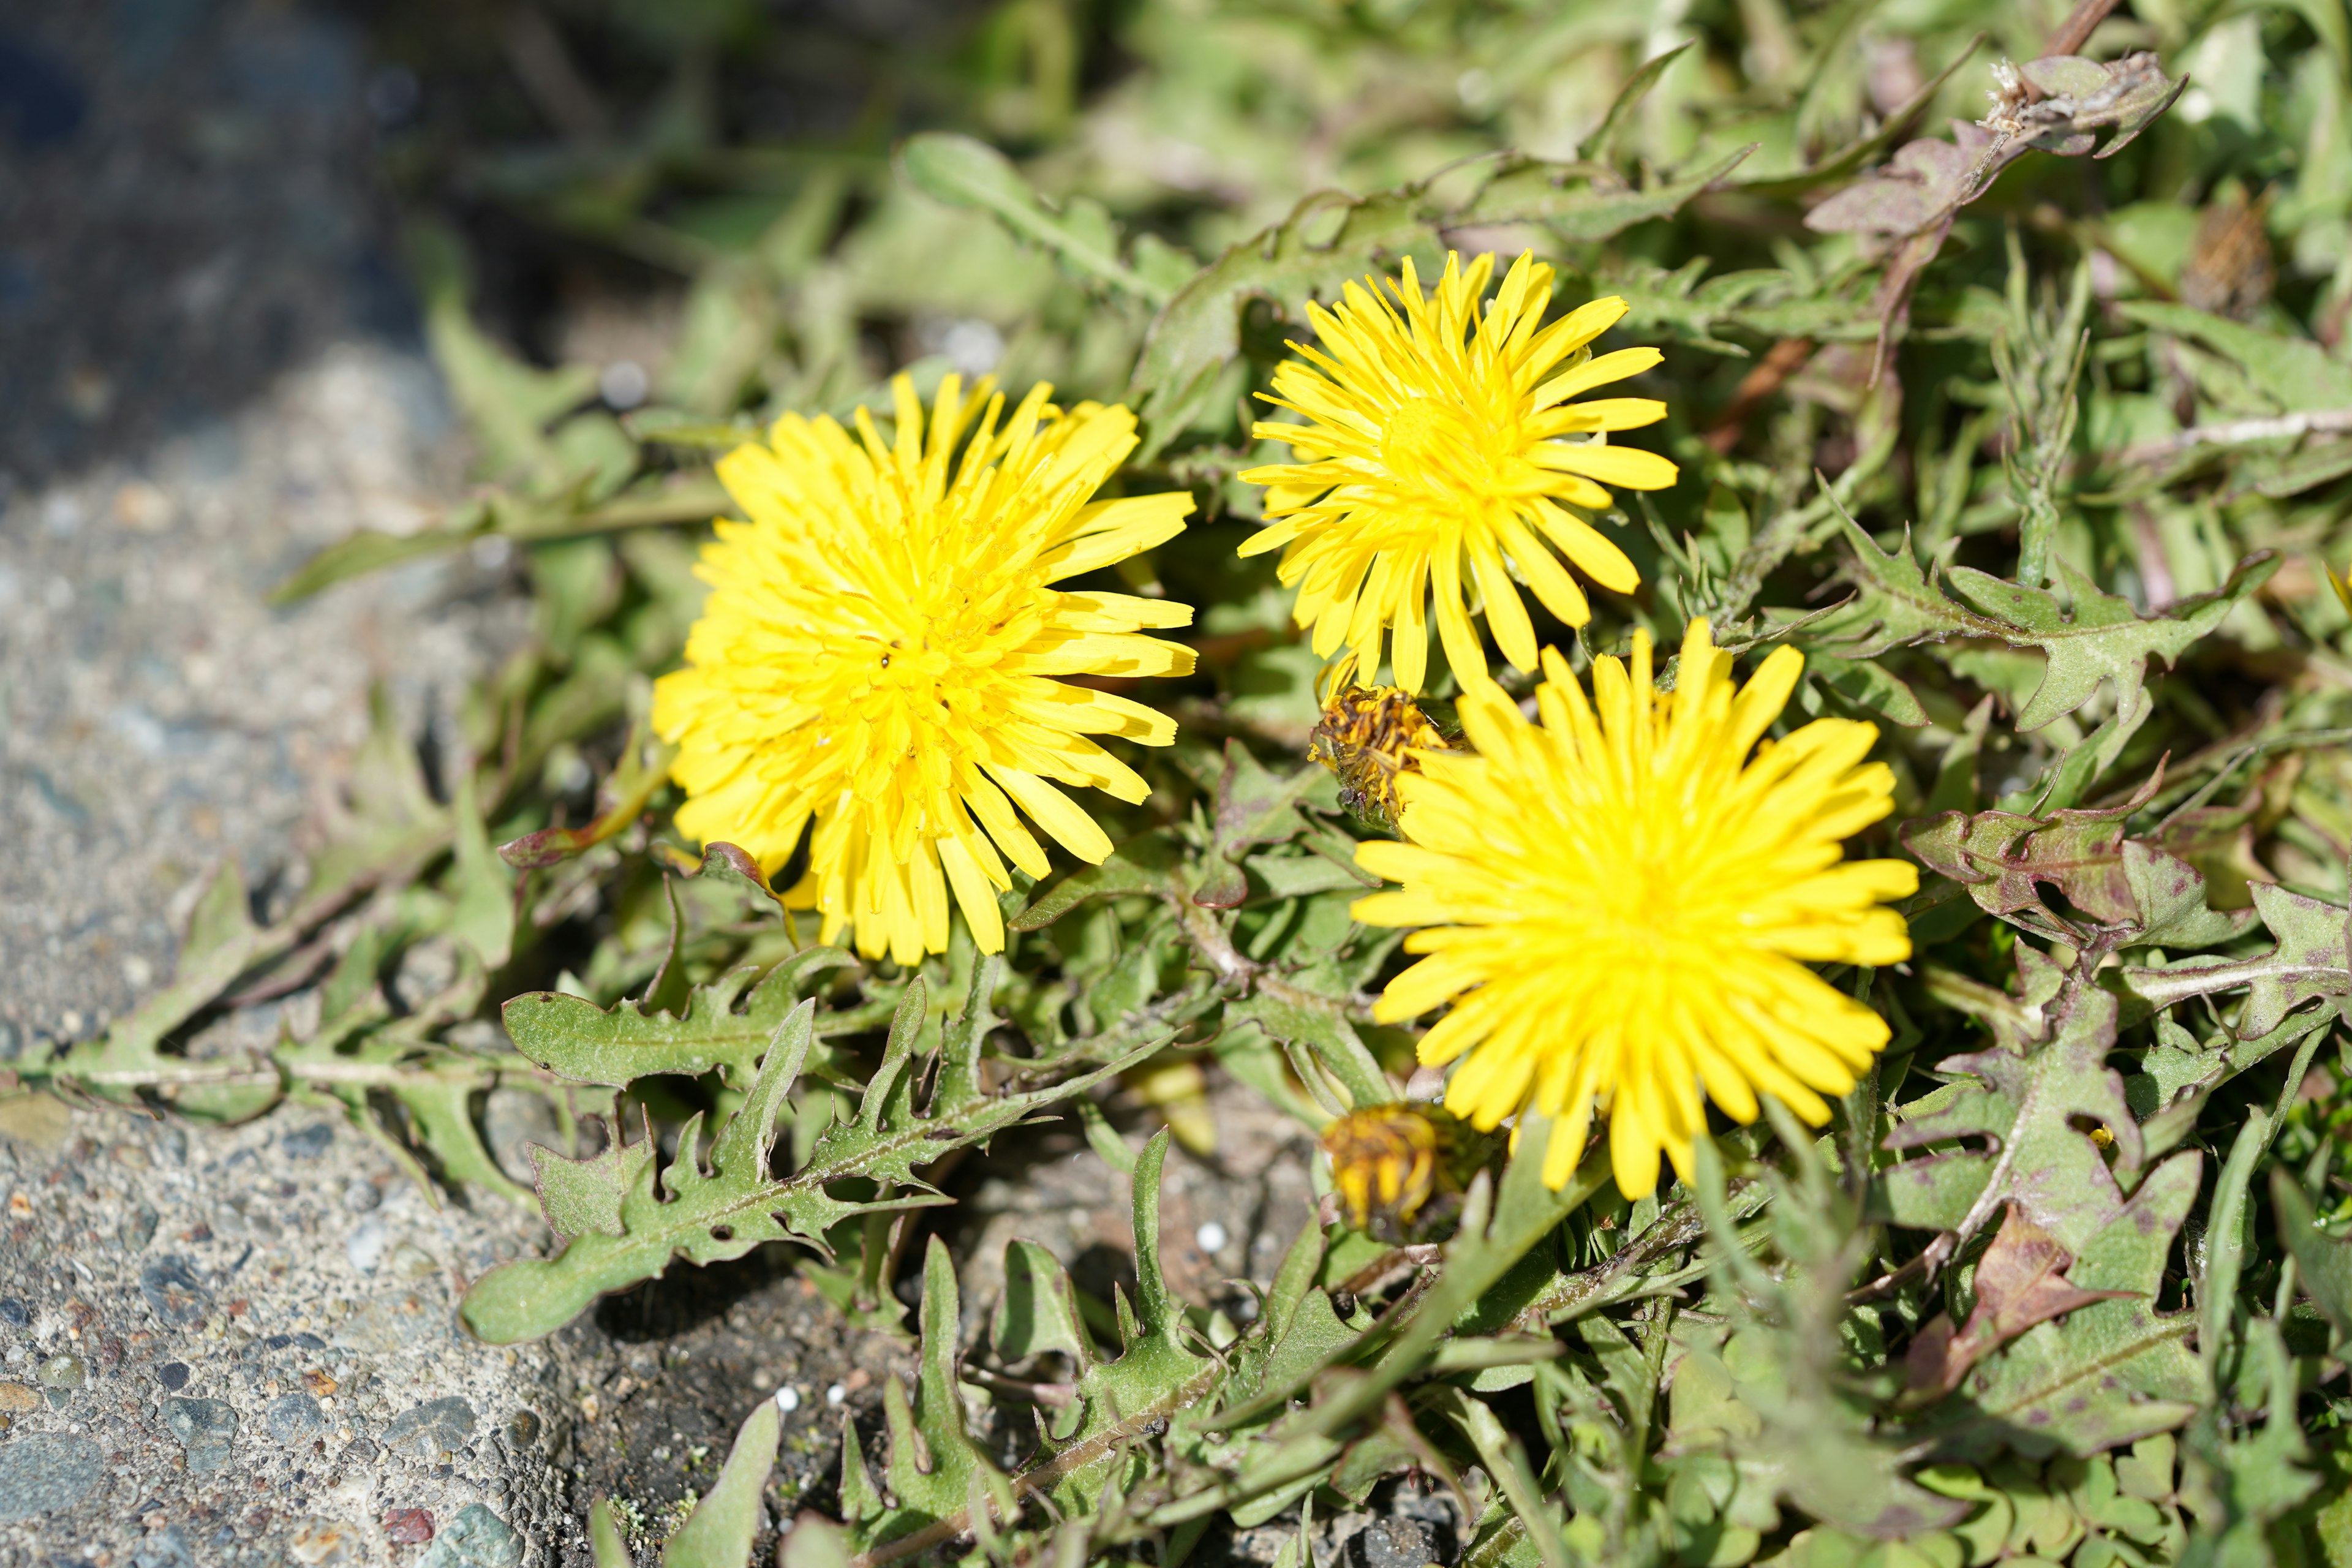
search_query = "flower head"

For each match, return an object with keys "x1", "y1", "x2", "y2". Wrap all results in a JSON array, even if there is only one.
[
  {"x1": 1306, "y1": 682, "x2": 1452, "y2": 829},
  {"x1": 1351, "y1": 620, "x2": 1917, "y2": 1199},
  {"x1": 1240, "y1": 251, "x2": 1678, "y2": 693},
  {"x1": 653, "y1": 374, "x2": 1195, "y2": 965},
  {"x1": 1321, "y1": 1101, "x2": 1489, "y2": 1240}
]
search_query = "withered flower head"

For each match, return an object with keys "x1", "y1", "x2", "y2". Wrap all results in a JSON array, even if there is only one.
[{"x1": 1307, "y1": 684, "x2": 1450, "y2": 830}]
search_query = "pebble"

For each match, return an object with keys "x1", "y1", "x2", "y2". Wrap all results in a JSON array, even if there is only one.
[
  {"x1": 774, "y1": 1385, "x2": 800, "y2": 1413},
  {"x1": 121, "y1": 1202, "x2": 159, "y2": 1251},
  {"x1": 1353, "y1": 1517, "x2": 1436, "y2": 1568},
  {"x1": 345, "y1": 1217, "x2": 390, "y2": 1273},
  {"x1": 0, "y1": 1431, "x2": 103, "y2": 1521},
  {"x1": 35, "y1": 1351, "x2": 84, "y2": 1404},
  {"x1": 826, "y1": 1382, "x2": 847, "y2": 1406},
  {"x1": 132, "y1": 1524, "x2": 195, "y2": 1568},
  {"x1": 0, "y1": 1382, "x2": 36, "y2": 1411},
  {"x1": 0, "y1": 1298, "x2": 26, "y2": 1328},
  {"x1": 341, "y1": 1178, "x2": 380, "y2": 1213},
  {"x1": 383, "y1": 1394, "x2": 477, "y2": 1460},
  {"x1": 1195, "y1": 1220, "x2": 1229, "y2": 1253},
  {"x1": 383, "y1": 1507, "x2": 436, "y2": 1544},
  {"x1": 282, "y1": 1122, "x2": 334, "y2": 1159},
  {"x1": 504, "y1": 1409, "x2": 540, "y2": 1447},
  {"x1": 289, "y1": 1517, "x2": 361, "y2": 1566},
  {"x1": 387, "y1": 1240, "x2": 439, "y2": 1280},
  {"x1": 163, "y1": 1394, "x2": 239, "y2": 1471},
  {"x1": 268, "y1": 1390, "x2": 326, "y2": 1441},
  {"x1": 140, "y1": 1256, "x2": 211, "y2": 1326},
  {"x1": 156, "y1": 1360, "x2": 190, "y2": 1391},
  {"x1": 415, "y1": 1504, "x2": 521, "y2": 1568}
]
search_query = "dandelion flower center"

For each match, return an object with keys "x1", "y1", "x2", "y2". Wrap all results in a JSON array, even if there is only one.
[
  {"x1": 654, "y1": 373, "x2": 1197, "y2": 965},
  {"x1": 1350, "y1": 620, "x2": 1918, "y2": 1199},
  {"x1": 1240, "y1": 251, "x2": 1681, "y2": 692}
]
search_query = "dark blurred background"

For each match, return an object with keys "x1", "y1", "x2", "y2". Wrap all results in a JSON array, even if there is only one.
[{"x1": 0, "y1": 0, "x2": 1058, "y2": 488}]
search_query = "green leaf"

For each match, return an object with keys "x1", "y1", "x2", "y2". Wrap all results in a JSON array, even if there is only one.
[
  {"x1": 2272, "y1": 1168, "x2": 2352, "y2": 1342},
  {"x1": 47, "y1": 859, "x2": 289, "y2": 1123},
  {"x1": 662, "y1": 1399, "x2": 780, "y2": 1568},
  {"x1": 899, "y1": 132, "x2": 1169, "y2": 305},
  {"x1": 502, "y1": 948, "x2": 860, "y2": 1090},
  {"x1": 873, "y1": 1239, "x2": 1017, "y2": 1547},
  {"x1": 408, "y1": 222, "x2": 601, "y2": 489},
  {"x1": 1012, "y1": 831, "x2": 1183, "y2": 930},
  {"x1": 1453, "y1": 143, "x2": 1757, "y2": 243},
  {"x1": 995, "y1": 1237, "x2": 1098, "y2": 1368},
  {"x1": 1222, "y1": 993, "x2": 1389, "y2": 1112},
  {"x1": 527, "y1": 1133, "x2": 651, "y2": 1240},
  {"x1": 2117, "y1": 301, "x2": 2352, "y2": 413},
  {"x1": 1807, "y1": 650, "x2": 1928, "y2": 726},
  {"x1": 1130, "y1": 184, "x2": 1441, "y2": 449},
  {"x1": 2133, "y1": 1008, "x2": 2332, "y2": 1164},
  {"x1": 1898, "y1": 775, "x2": 2255, "y2": 949},
  {"x1": 499, "y1": 730, "x2": 677, "y2": 870},
  {"x1": 1193, "y1": 740, "x2": 1331, "y2": 909},
  {"x1": 587, "y1": 1499, "x2": 631, "y2": 1568},
  {"x1": 1881, "y1": 981, "x2": 2206, "y2": 1458},
  {"x1": 271, "y1": 477, "x2": 731, "y2": 605},
  {"x1": 462, "y1": 998, "x2": 1163, "y2": 1343},
  {"x1": 1801, "y1": 510, "x2": 2279, "y2": 733},
  {"x1": 1880, "y1": 976, "x2": 2150, "y2": 1256},
  {"x1": 448, "y1": 771, "x2": 517, "y2": 973},
  {"x1": 2114, "y1": 880, "x2": 2351, "y2": 1035}
]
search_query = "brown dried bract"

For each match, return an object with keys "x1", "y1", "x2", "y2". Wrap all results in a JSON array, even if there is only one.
[
  {"x1": 1307, "y1": 685, "x2": 1449, "y2": 829},
  {"x1": 1320, "y1": 1102, "x2": 1488, "y2": 1241},
  {"x1": 2182, "y1": 188, "x2": 2275, "y2": 321}
]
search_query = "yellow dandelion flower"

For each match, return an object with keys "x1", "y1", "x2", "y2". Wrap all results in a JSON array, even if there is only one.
[
  {"x1": 652, "y1": 374, "x2": 1196, "y2": 966},
  {"x1": 1351, "y1": 620, "x2": 1918, "y2": 1199},
  {"x1": 1238, "y1": 251, "x2": 1679, "y2": 693}
]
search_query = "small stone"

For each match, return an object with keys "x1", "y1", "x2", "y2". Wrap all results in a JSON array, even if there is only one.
[
  {"x1": 1352, "y1": 1517, "x2": 1435, "y2": 1568},
  {"x1": 303, "y1": 1368, "x2": 337, "y2": 1396},
  {"x1": 289, "y1": 1518, "x2": 360, "y2": 1566},
  {"x1": 163, "y1": 1395, "x2": 238, "y2": 1472},
  {"x1": 268, "y1": 1391, "x2": 326, "y2": 1442},
  {"x1": 156, "y1": 1362, "x2": 190, "y2": 1392},
  {"x1": 387, "y1": 1241, "x2": 439, "y2": 1281},
  {"x1": 504, "y1": 1410, "x2": 540, "y2": 1447},
  {"x1": 0, "y1": 1382, "x2": 36, "y2": 1411},
  {"x1": 281, "y1": 1123, "x2": 334, "y2": 1159},
  {"x1": 139, "y1": 1257, "x2": 211, "y2": 1326},
  {"x1": 773, "y1": 1386, "x2": 799, "y2": 1414},
  {"x1": 131, "y1": 1523, "x2": 194, "y2": 1568},
  {"x1": 0, "y1": 1433, "x2": 103, "y2": 1521},
  {"x1": 0, "y1": 1298, "x2": 26, "y2": 1328},
  {"x1": 341, "y1": 1179, "x2": 379, "y2": 1214},
  {"x1": 34, "y1": 1354, "x2": 83, "y2": 1401},
  {"x1": 120, "y1": 1204, "x2": 159, "y2": 1252},
  {"x1": 345, "y1": 1218, "x2": 389, "y2": 1274},
  {"x1": 383, "y1": 1507, "x2": 436, "y2": 1545},
  {"x1": 1194, "y1": 1220, "x2": 1229, "y2": 1253},
  {"x1": 415, "y1": 1504, "x2": 521, "y2": 1568},
  {"x1": 382, "y1": 1395, "x2": 476, "y2": 1460}
]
